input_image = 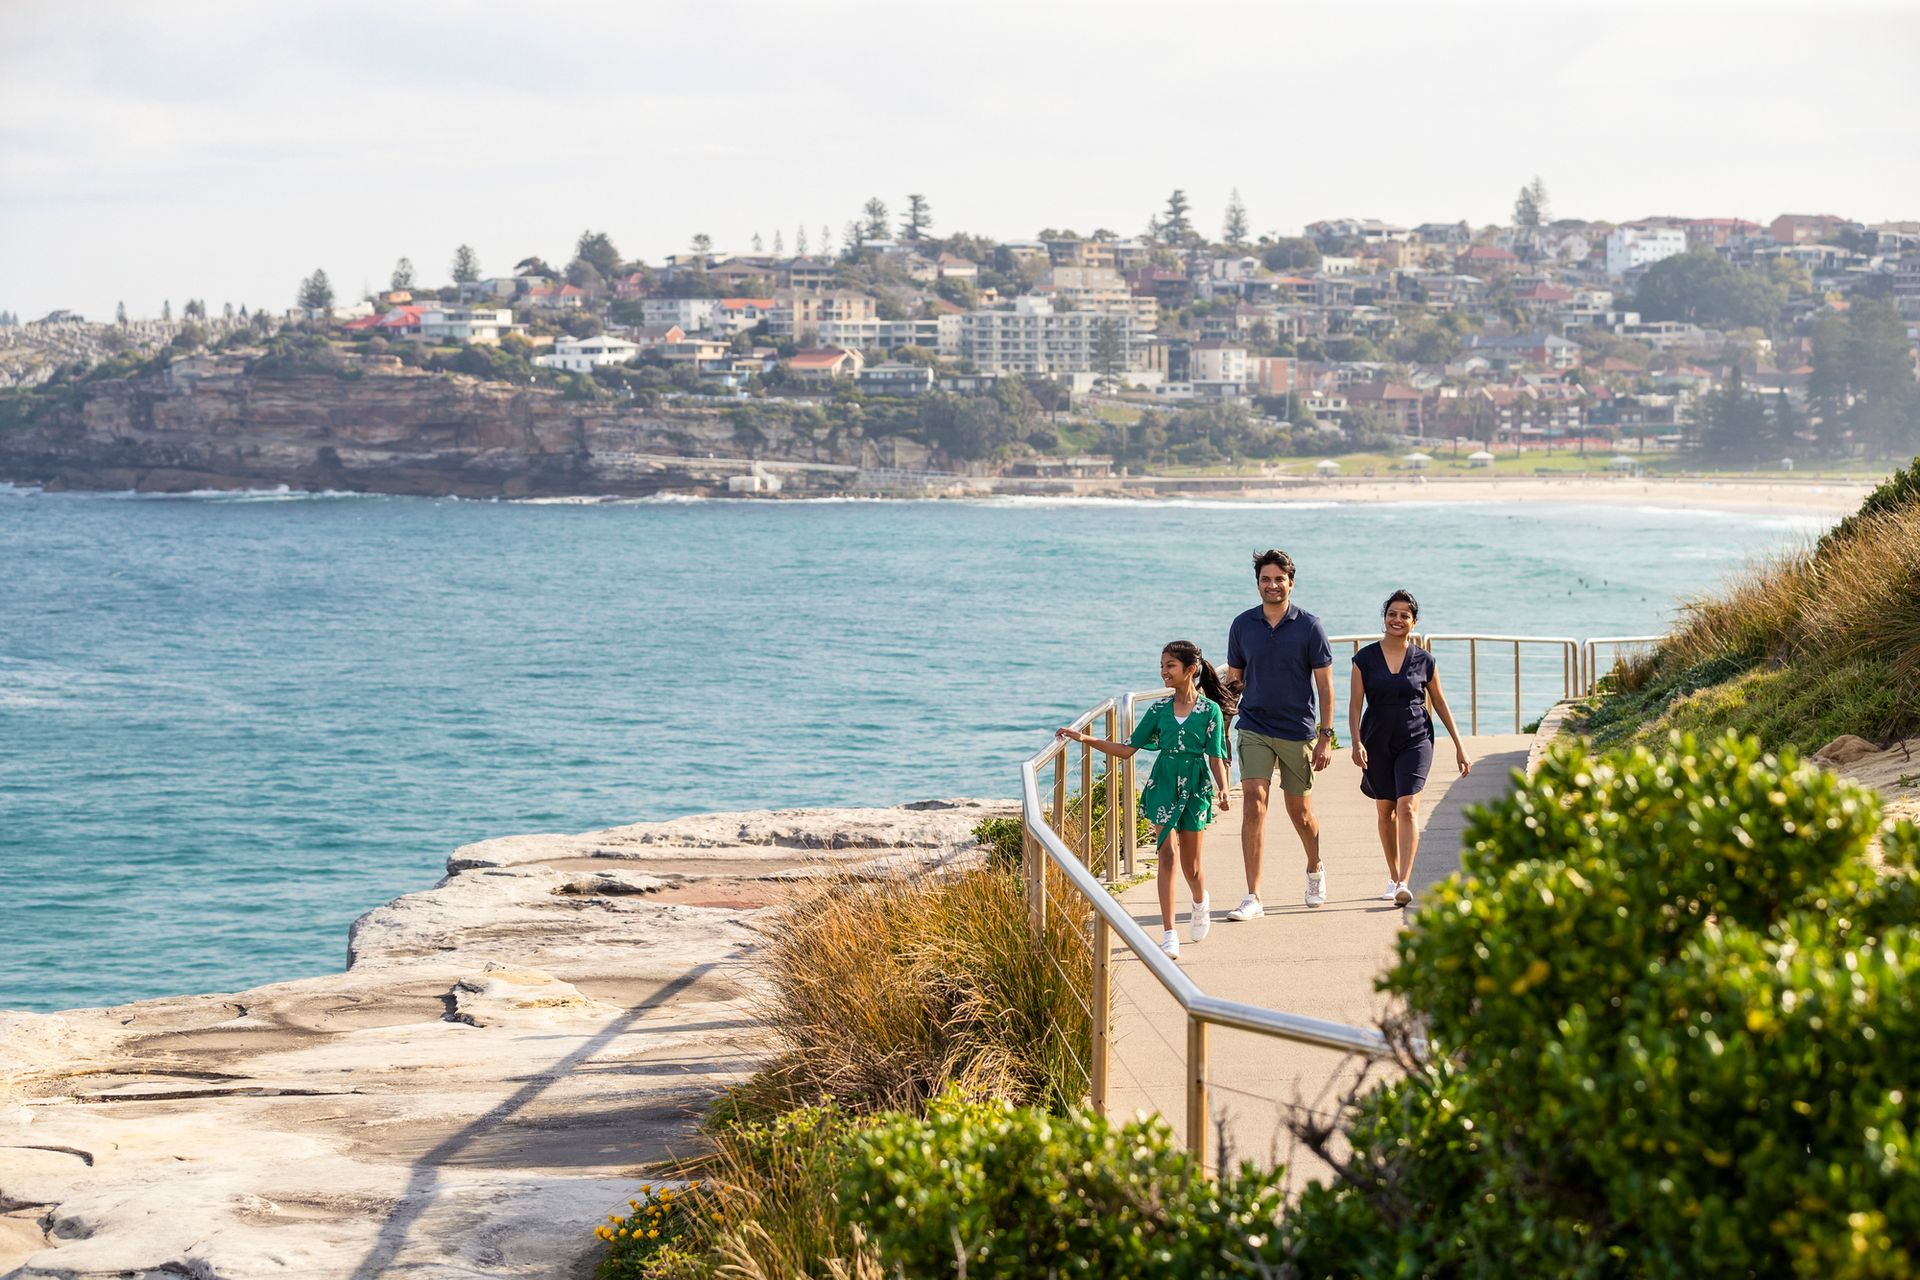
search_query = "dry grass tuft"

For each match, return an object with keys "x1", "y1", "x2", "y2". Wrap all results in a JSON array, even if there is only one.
[{"x1": 737, "y1": 863, "x2": 1092, "y2": 1119}]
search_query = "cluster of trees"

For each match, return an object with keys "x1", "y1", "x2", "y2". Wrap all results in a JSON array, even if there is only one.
[
  {"x1": 1810, "y1": 294, "x2": 1920, "y2": 456},
  {"x1": 1634, "y1": 251, "x2": 1807, "y2": 332}
]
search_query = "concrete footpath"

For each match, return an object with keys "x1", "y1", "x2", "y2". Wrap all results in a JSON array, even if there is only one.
[{"x1": 1105, "y1": 734, "x2": 1531, "y2": 1180}]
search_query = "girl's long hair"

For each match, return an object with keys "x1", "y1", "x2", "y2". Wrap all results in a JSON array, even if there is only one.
[{"x1": 1164, "y1": 640, "x2": 1235, "y2": 761}]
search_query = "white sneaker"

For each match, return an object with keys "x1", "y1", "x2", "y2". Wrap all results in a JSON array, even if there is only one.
[
  {"x1": 1379, "y1": 880, "x2": 1402, "y2": 901},
  {"x1": 1394, "y1": 883, "x2": 1414, "y2": 907},
  {"x1": 1190, "y1": 896, "x2": 1211, "y2": 943},
  {"x1": 1225, "y1": 894, "x2": 1264, "y2": 922},
  {"x1": 1305, "y1": 870, "x2": 1327, "y2": 908},
  {"x1": 1160, "y1": 929, "x2": 1181, "y2": 959}
]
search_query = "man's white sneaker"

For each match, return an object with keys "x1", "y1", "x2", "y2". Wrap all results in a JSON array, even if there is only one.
[
  {"x1": 1379, "y1": 880, "x2": 1402, "y2": 901},
  {"x1": 1190, "y1": 896, "x2": 1212, "y2": 943},
  {"x1": 1160, "y1": 929, "x2": 1181, "y2": 959},
  {"x1": 1394, "y1": 883, "x2": 1414, "y2": 907},
  {"x1": 1225, "y1": 894, "x2": 1264, "y2": 922},
  {"x1": 1305, "y1": 870, "x2": 1327, "y2": 908}
]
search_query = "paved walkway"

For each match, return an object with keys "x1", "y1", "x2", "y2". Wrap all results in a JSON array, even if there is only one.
[{"x1": 1105, "y1": 734, "x2": 1531, "y2": 1181}]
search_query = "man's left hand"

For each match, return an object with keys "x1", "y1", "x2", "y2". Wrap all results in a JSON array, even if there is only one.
[{"x1": 1312, "y1": 738, "x2": 1333, "y2": 771}]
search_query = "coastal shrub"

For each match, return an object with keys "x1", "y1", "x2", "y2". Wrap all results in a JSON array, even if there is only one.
[
  {"x1": 971, "y1": 772, "x2": 1149, "y2": 874},
  {"x1": 736, "y1": 865, "x2": 1090, "y2": 1117},
  {"x1": 841, "y1": 1089, "x2": 1290, "y2": 1280},
  {"x1": 1280, "y1": 733, "x2": 1920, "y2": 1278},
  {"x1": 595, "y1": 1180, "x2": 711, "y2": 1279}
]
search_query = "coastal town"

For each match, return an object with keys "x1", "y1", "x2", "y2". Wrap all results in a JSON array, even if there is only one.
[{"x1": 4, "y1": 187, "x2": 1919, "y2": 479}]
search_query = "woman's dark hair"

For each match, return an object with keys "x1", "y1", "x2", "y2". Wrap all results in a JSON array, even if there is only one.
[
  {"x1": 1252, "y1": 549, "x2": 1296, "y2": 582},
  {"x1": 1164, "y1": 640, "x2": 1236, "y2": 762},
  {"x1": 1382, "y1": 589, "x2": 1420, "y2": 620}
]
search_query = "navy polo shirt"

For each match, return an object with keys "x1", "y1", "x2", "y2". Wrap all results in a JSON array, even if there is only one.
[{"x1": 1226, "y1": 603, "x2": 1333, "y2": 740}]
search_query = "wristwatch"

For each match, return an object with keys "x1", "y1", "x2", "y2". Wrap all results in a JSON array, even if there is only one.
[{"x1": 1317, "y1": 726, "x2": 1336, "y2": 739}]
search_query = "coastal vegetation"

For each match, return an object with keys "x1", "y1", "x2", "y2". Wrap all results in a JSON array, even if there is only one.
[
  {"x1": 597, "y1": 734, "x2": 1919, "y2": 1278},
  {"x1": 1581, "y1": 456, "x2": 1920, "y2": 751}
]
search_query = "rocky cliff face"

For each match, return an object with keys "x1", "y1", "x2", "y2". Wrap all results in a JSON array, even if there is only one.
[{"x1": 0, "y1": 365, "x2": 940, "y2": 497}]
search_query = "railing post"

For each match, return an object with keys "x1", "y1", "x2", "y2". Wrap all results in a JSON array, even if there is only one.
[
  {"x1": 1091, "y1": 913, "x2": 1111, "y2": 1115},
  {"x1": 1121, "y1": 699, "x2": 1138, "y2": 878},
  {"x1": 1103, "y1": 705, "x2": 1120, "y2": 881},
  {"x1": 1024, "y1": 820, "x2": 1045, "y2": 934},
  {"x1": 1469, "y1": 638, "x2": 1479, "y2": 736},
  {"x1": 1187, "y1": 1015, "x2": 1210, "y2": 1172},
  {"x1": 1514, "y1": 639, "x2": 1522, "y2": 733},
  {"x1": 1052, "y1": 755, "x2": 1067, "y2": 834},
  {"x1": 1080, "y1": 736, "x2": 1094, "y2": 867}
]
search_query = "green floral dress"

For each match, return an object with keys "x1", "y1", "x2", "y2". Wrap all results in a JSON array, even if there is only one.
[{"x1": 1130, "y1": 695, "x2": 1230, "y2": 836}]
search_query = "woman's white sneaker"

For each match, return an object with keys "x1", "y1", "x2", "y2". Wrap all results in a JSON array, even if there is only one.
[
  {"x1": 1305, "y1": 870, "x2": 1327, "y2": 908},
  {"x1": 1379, "y1": 880, "x2": 1403, "y2": 901},
  {"x1": 1225, "y1": 894, "x2": 1264, "y2": 921},
  {"x1": 1160, "y1": 929, "x2": 1181, "y2": 959},
  {"x1": 1394, "y1": 883, "x2": 1414, "y2": 907},
  {"x1": 1190, "y1": 897, "x2": 1212, "y2": 943}
]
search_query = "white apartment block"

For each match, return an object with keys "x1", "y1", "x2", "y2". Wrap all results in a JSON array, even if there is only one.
[
  {"x1": 641, "y1": 298, "x2": 719, "y2": 332},
  {"x1": 418, "y1": 308, "x2": 520, "y2": 344},
  {"x1": 814, "y1": 315, "x2": 961, "y2": 356},
  {"x1": 959, "y1": 299, "x2": 1137, "y2": 375},
  {"x1": 534, "y1": 335, "x2": 640, "y2": 372},
  {"x1": 1605, "y1": 226, "x2": 1688, "y2": 276},
  {"x1": 1189, "y1": 343, "x2": 1250, "y2": 388}
]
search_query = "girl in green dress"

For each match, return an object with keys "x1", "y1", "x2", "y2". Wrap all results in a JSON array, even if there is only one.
[{"x1": 1057, "y1": 640, "x2": 1233, "y2": 959}]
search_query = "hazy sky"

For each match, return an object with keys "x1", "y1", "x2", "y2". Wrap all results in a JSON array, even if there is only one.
[{"x1": 4, "y1": 0, "x2": 1919, "y2": 321}]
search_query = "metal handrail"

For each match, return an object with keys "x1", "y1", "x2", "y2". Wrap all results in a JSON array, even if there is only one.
[
  {"x1": 1420, "y1": 633, "x2": 1579, "y2": 734},
  {"x1": 1580, "y1": 634, "x2": 1665, "y2": 695}
]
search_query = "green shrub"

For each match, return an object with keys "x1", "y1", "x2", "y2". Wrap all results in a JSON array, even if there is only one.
[
  {"x1": 841, "y1": 1090, "x2": 1288, "y2": 1279},
  {"x1": 972, "y1": 815, "x2": 1024, "y2": 870},
  {"x1": 1282, "y1": 733, "x2": 1920, "y2": 1279}
]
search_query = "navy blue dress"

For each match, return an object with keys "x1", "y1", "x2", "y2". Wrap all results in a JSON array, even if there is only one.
[{"x1": 1353, "y1": 642, "x2": 1436, "y2": 801}]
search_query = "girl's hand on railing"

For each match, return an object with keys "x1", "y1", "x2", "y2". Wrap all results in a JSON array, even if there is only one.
[
  {"x1": 1456, "y1": 748, "x2": 1472, "y2": 777},
  {"x1": 1351, "y1": 743, "x2": 1368, "y2": 770},
  {"x1": 1055, "y1": 728, "x2": 1083, "y2": 744}
]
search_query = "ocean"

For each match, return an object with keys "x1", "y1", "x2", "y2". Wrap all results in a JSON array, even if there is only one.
[{"x1": 0, "y1": 486, "x2": 1826, "y2": 1012}]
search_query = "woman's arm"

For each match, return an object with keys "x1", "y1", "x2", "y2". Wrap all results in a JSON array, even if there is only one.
[
  {"x1": 1056, "y1": 727, "x2": 1140, "y2": 759},
  {"x1": 1426, "y1": 671, "x2": 1472, "y2": 775},
  {"x1": 1348, "y1": 664, "x2": 1368, "y2": 769}
]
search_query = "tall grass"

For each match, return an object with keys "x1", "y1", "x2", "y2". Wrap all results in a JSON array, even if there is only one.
[
  {"x1": 727, "y1": 863, "x2": 1092, "y2": 1120},
  {"x1": 1589, "y1": 503, "x2": 1920, "y2": 747}
]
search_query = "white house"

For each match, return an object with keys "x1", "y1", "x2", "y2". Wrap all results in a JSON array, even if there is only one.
[
  {"x1": 641, "y1": 298, "x2": 719, "y2": 333},
  {"x1": 1189, "y1": 342, "x2": 1250, "y2": 389},
  {"x1": 418, "y1": 308, "x2": 519, "y2": 344},
  {"x1": 1606, "y1": 226, "x2": 1688, "y2": 276},
  {"x1": 534, "y1": 335, "x2": 640, "y2": 372}
]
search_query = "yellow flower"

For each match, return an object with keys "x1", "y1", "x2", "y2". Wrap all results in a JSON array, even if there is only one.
[{"x1": 648, "y1": 1229, "x2": 659, "y2": 1239}]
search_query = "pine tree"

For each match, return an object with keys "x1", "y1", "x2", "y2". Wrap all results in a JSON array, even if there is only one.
[
  {"x1": 450, "y1": 244, "x2": 481, "y2": 285},
  {"x1": 223, "y1": 302, "x2": 234, "y2": 321},
  {"x1": 901, "y1": 193, "x2": 932, "y2": 240},
  {"x1": 820, "y1": 225, "x2": 832, "y2": 257},
  {"x1": 391, "y1": 257, "x2": 415, "y2": 291},
  {"x1": 1159, "y1": 189, "x2": 1194, "y2": 245},
  {"x1": 774, "y1": 229, "x2": 785, "y2": 255},
  {"x1": 1513, "y1": 181, "x2": 1543, "y2": 230},
  {"x1": 1222, "y1": 189, "x2": 1250, "y2": 247},
  {"x1": 862, "y1": 197, "x2": 889, "y2": 243},
  {"x1": 162, "y1": 300, "x2": 172, "y2": 322},
  {"x1": 691, "y1": 233, "x2": 712, "y2": 256},
  {"x1": 116, "y1": 301, "x2": 127, "y2": 325},
  {"x1": 752, "y1": 232, "x2": 763, "y2": 253},
  {"x1": 1528, "y1": 176, "x2": 1551, "y2": 225},
  {"x1": 795, "y1": 225, "x2": 809, "y2": 256},
  {"x1": 297, "y1": 270, "x2": 334, "y2": 314}
]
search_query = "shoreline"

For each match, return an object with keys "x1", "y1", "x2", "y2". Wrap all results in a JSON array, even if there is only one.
[
  {"x1": 0, "y1": 800, "x2": 1007, "y2": 1279},
  {"x1": 2, "y1": 473, "x2": 1877, "y2": 516}
]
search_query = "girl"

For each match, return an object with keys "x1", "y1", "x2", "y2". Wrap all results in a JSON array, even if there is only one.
[
  {"x1": 1347, "y1": 590, "x2": 1470, "y2": 908},
  {"x1": 1057, "y1": 641, "x2": 1232, "y2": 959}
]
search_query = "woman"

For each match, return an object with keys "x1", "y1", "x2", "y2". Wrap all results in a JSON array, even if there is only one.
[
  {"x1": 1058, "y1": 640, "x2": 1231, "y2": 959},
  {"x1": 1347, "y1": 591, "x2": 1469, "y2": 907}
]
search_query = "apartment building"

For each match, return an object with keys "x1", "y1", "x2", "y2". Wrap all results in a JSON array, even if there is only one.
[
  {"x1": 534, "y1": 335, "x2": 640, "y2": 372},
  {"x1": 1605, "y1": 225, "x2": 1688, "y2": 276},
  {"x1": 418, "y1": 308, "x2": 521, "y2": 344},
  {"x1": 958, "y1": 298, "x2": 1137, "y2": 375},
  {"x1": 813, "y1": 314, "x2": 961, "y2": 356},
  {"x1": 641, "y1": 298, "x2": 719, "y2": 333},
  {"x1": 769, "y1": 290, "x2": 877, "y2": 341}
]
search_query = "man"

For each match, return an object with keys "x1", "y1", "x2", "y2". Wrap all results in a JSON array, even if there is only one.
[{"x1": 1222, "y1": 549, "x2": 1335, "y2": 918}]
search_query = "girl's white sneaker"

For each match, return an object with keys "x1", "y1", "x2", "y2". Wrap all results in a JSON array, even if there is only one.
[
  {"x1": 1379, "y1": 880, "x2": 1402, "y2": 901},
  {"x1": 1190, "y1": 896, "x2": 1211, "y2": 943},
  {"x1": 1160, "y1": 929, "x2": 1181, "y2": 959}
]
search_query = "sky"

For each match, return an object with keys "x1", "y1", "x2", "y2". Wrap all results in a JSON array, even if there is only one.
[{"x1": 4, "y1": 0, "x2": 1920, "y2": 322}]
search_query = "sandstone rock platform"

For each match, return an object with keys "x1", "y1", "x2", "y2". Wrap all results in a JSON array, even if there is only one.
[{"x1": 0, "y1": 799, "x2": 1007, "y2": 1279}]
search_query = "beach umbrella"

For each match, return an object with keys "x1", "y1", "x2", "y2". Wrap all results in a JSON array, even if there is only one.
[
  {"x1": 1402, "y1": 452, "x2": 1432, "y2": 468},
  {"x1": 1314, "y1": 458, "x2": 1340, "y2": 474},
  {"x1": 1467, "y1": 450, "x2": 1495, "y2": 467}
]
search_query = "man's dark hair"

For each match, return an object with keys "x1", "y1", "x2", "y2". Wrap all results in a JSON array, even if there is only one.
[{"x1": 1252, "y1": 549, "x2": 1296, "y2": 581}]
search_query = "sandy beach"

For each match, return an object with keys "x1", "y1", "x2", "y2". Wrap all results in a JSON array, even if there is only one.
[{"x1": 1145, "y1": 474, "x2": 1877, "y2": 515}]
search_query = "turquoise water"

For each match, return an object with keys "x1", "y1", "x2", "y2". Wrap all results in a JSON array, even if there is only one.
[{"x1": 0, "y1": 487, "x2": 1826, "y2": 1013}]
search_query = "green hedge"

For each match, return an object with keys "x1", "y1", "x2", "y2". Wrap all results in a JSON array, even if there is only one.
[{"x1": 1281, "y1": 732, "x2": 1920, "y2": 1279}]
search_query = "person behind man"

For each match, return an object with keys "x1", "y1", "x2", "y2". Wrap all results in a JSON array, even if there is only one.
[{"x1": 1222, "y1": 549, "x2": 1335, "y2": 917}]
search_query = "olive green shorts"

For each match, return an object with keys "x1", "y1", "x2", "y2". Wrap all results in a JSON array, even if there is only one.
[{"x1": 1237, "y1": 730, "x2": 1315, "y2": 795}]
